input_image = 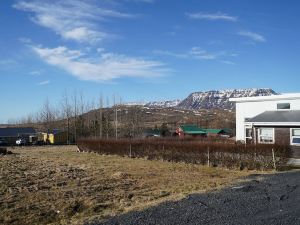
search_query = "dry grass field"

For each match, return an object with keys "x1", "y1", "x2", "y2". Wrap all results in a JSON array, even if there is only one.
[{"x1": 0, "y1": 146, "x2": 258, "y2": 225}]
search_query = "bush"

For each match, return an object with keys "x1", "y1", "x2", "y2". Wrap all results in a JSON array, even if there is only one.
[{"x1": 77, "y1": 138, "x2": 291, "y2": 170}]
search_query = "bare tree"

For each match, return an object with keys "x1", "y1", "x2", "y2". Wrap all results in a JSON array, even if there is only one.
[
  {"x1": 105, "y1": 96, "x2": 110, "y2": 139},
  {"x1": 72, "y1": 90, "x2": 78, "y2": 142},
  {"x1": 99, "y1": 94, "x2": 103, "y2": 139},
  {"x1": 78, "y1": 91, "x2": 86, "y2": 137},
  {"x1": 113, "y1": 94, "x2": 118, "y2": 139},
  {"x1": 61, "y1": 90, "x2": 72, "y2": 144},
  {"x1": 40, "y1": 97, "x2": 55, "y2": 132}
]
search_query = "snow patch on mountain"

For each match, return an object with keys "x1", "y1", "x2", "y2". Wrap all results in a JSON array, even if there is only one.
[
  {"x1": 145, "y1": 99, "x2": 181, "y2": 108},
  {"x1": 177, "y1": 88, "x2": 277, "y2": 110}
]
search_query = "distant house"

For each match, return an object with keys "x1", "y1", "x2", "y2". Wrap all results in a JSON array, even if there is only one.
[
  {"x1": 205, "y1": 129, "x2": 231, "y2": 137},
  {"x1": 230, "y1": 93, "x2": 300, "y2": 157},
  {"x1": 176, "y1": 125, "x2": 206, "y2": 137},
  {"x1": 0, "y1": 127, "x2": 36, "y2": 144}
]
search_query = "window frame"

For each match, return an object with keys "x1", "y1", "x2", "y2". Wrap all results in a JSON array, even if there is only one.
[
  {"x1": 290, "y1": 128, "x2": 300, "y2": 146},
  {"x1": 245, "y1": 128, "x2": 253, "y2": 139},
  {"x1": 258, "y1": 128, "x2": 275, "y2": 144}
]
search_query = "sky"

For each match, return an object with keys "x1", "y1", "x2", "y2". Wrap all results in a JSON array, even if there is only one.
[{"x1": 1, "y1": 0, "x2": 300, "y2": 123}]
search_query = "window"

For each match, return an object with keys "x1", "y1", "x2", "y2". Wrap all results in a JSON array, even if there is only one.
[
  {"x1": 245, "y1": 128, "x2": 252, "y2": 139},
  {"x1": 245, "y1": 128, "x2": 253, "y2": 143},
  {"x1": 291, "y1": 129, "x2": 300, "y2": 145},
  {"x1": 277, "y1": 103, "x2": 290, "y2": 110},
  {"x1": 258, "y1": 128, "x2": 274, "y2": 144}
]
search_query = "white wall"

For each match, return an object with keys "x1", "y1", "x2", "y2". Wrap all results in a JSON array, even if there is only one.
[{"x1": 236, "y1": 99, "x2": 300, "y2": 141}]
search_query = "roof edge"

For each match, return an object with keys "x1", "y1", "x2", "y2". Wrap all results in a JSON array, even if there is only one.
[{"x1": 229, "y1": 93, "x2": 300, "y2": 103}]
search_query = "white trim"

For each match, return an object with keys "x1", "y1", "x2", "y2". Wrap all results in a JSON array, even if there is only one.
[
  {"x1": 290, "y1": 128, "x2": 300, "y2": 146},
  {"x1": 245, "y1": 127, "x2": 253, "y2": 143},
  {"x1": 258, "y1": 128, "x2": 275, "y2": 144},
  {"x1": 247, "y1": 122, "x2": 300, "y2": 126},
  {"x1": 229, "y1": 93, "x2": 300, "y2": 103}
]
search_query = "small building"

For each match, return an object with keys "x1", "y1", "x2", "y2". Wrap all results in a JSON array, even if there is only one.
[
  {"x1": 176, "y1": 125, "x2": 206, "y2": 137},
  {"x1": 205, "y1": 129, "x2": 231, "y2": 137},
  {"x1": 48, "y1": 129, "x2": 74, "y2": 144},
  {"x1": 0, "y1": 127, "x2": 36, "y2": 145},
  {"x1": 230, "y1": 93, "x2": 300, "y2": 157}
]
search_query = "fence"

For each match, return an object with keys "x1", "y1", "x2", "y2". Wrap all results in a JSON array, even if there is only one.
[{"x1": 77, "y1": 138, "x2": 291, "y2": 170}]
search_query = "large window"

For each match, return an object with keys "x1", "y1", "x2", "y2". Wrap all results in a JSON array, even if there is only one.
[
  {"x1": 277, "y1": 103, "x2": 290, "y2": 110},
  {"x1": 291, "y1": 129, "x2": 300, "y2": 145},
  {"x1": 258, "y1": 128, "x2": 274, "y2": 144}
]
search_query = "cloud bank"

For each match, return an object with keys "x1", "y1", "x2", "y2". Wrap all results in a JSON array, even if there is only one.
[
  {"x1": 187, "y1": 12, "x2": 237, "y2": 22},
  {"x1": 32, "y1": 46, "x2": 166, "y2": 81},
  {"x1": 14, "y1": 0, "x2": 134, "y2": 43},
  {"x1": 237, "y1": 31, "x2": 266, "y2": 42}
]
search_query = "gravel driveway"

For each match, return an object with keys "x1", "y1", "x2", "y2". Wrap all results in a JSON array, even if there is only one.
[{"x1": 87, "y1": 170, "x2": 300, "y2": 225}]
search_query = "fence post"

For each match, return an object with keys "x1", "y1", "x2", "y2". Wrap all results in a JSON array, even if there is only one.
[
  {"x1": 272, "y1": 148, "x2": 276, "y2": 170},
  {"x1": 207, "y1": 146, "x2": 210, "y2": 167},
  {"x1": 129, "y1": 144, "x2": 132, "y2": 158}
]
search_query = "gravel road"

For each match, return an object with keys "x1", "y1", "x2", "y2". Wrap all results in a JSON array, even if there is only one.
[{"x1": 87, "y1": 170, "x2": 300, "y2": 225}]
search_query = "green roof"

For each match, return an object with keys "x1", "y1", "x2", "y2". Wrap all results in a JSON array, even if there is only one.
[
  {"x1": 205, "y1": 129, "x2": 231, "y2": 134},
  {"x1": 180, "y1": 125, "x2": 206, "y2": 134},
  {"x1": 179, "y1": 126, "x2": 231, "y2": 135},
  {"x1": 205, "y1": 129, "x2": 224, "y2": 134}
]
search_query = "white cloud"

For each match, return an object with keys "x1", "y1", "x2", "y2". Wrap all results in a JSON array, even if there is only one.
[
  {"x1": 188, "y1": 47, "x2": 225, "y2": 60},
  {"x1": 220, "y1": 60, "x2": 236, "y2": 65},
  {"x1": 154, "y1": 47, "x2": 233, "y2": 61},
  {"x1": 237, "y1": 31, "x2": 266, "y2": 42},
  {"x1": 37, "y1": 80, "x2": 50, "y2": 85},
  {"x1": 18, "y1": 37, "x2": 32, "y2": 44},
  {"x1": 32, "y1": 45, "x2": 166, "y2": 81},
  {"x1": 62, "y1": 27, "x2": 108, "y2": 44},
  {"x1": 186, "y1": 12, "x2": 237, "y2": 22},
  {"x1": 153, "y1": 50, "x2": 188, "y2": 58},
  {"x1": 14, "y1": 0, "x2": 135, "y2": 43},
  {"x1": 29, "y1": 70, "x2": 42, "y2": 76}
]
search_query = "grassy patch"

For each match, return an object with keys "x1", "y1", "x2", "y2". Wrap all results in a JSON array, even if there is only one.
[{"x1": 0, "y1": 146, "x2": 258, "y2": 224}]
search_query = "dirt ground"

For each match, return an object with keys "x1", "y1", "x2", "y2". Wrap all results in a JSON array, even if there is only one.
[{"x1": 0, "y1": 146, "x2": 256, "y2": 225}]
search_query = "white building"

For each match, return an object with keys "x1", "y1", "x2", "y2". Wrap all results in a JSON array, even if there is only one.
[{"x1": 230, "y1": 93, "x2": 300, "y2": 156}]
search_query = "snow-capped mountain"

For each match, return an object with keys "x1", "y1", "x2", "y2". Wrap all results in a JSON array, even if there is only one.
[
  {"x1": 123, "y1": 102, "x2": 146, "y2": 106},
  {"x1": 145, "y1": 99, "x2": 181, "y2": 108},
  {"x1": 177, "y1": 88, "x2": 277, "y2": 110}
]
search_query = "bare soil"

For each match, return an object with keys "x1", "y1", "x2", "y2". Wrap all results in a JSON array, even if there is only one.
[{"x1": 0, "y1": 146, "x2": 255, "y2": 225}]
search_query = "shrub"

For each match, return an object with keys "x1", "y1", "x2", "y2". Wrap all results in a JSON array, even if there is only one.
[{"x1": 77, "y1": 138, "x2": 291, "y2": 170}]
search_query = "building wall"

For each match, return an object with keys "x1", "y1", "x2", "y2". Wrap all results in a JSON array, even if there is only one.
[
  {"x1": 275, "y1": 128, "x2": 290, "y2": 145},
  {"x1": 291, "y1": 146, "x2": 300, "y2": 158},
  {"x1": 236, "y1": 99, "x2": 300, "y2": 141}
]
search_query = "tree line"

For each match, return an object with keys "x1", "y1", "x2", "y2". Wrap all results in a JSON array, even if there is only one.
[{"x1": 7, "y1": 90, "x2": 148, "y2": 143}]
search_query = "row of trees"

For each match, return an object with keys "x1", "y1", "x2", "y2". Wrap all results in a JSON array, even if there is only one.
[{"x1": 8, "y1": 90, "x2": 148, "y2": 142}]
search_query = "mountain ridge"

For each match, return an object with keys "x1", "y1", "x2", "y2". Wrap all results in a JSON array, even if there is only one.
[
  {"x1": 177, "y1": 88, "x2": 277, "y2": 110},
  {"x1": 136, "y1": 88, "x2": 277, "y2": 110}
]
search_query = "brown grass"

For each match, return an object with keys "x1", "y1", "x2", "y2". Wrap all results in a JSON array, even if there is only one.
[{"x1": 0, "y1": 146, "x2": 261, "y2": 225}]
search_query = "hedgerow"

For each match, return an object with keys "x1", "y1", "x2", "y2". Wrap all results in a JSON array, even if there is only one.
[{"x1": 77, "y1": 138, "x2": 291, "y2": 170}]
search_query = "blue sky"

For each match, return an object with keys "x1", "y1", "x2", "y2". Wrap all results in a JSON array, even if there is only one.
[{"x1": 1, "y1": 0, "x2": 300, "y2": 123}]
